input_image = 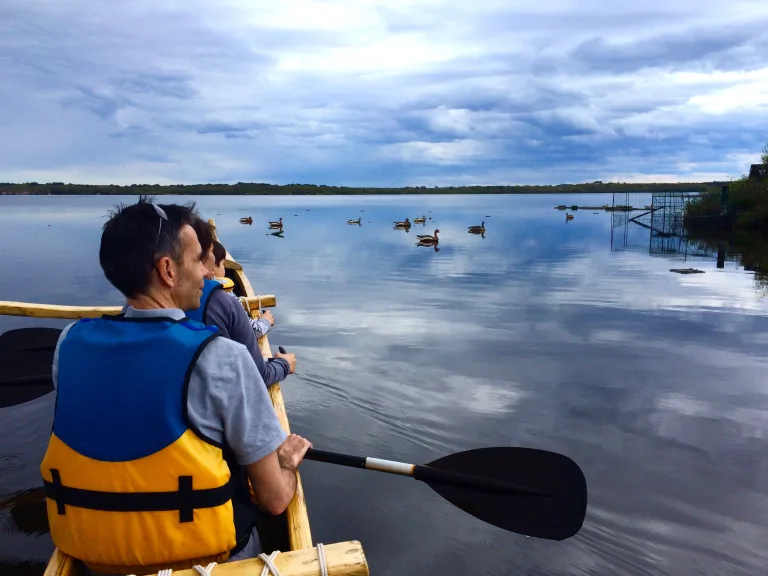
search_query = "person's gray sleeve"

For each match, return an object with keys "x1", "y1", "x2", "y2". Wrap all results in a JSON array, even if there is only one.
[
  {"x1": 187, "y1": 338, "x2": 287, "y2": 466},
  {"x1": 205, "y1": 289, "x2": 289, "y2": 387},
  {"x1": 249, "y1": 318, "x2": 271, "y2": 338},
  {"x1": 52, "y1": 322, "x2": 77, "y2": 389}
]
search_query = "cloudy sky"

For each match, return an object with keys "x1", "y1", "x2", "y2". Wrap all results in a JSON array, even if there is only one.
[{"x1": 2, "y1": 0, "x2": 767, "y2": 186}]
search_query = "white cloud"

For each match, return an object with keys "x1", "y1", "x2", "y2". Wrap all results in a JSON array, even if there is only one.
[
  {"x1": 1, "y1": 0, "x2": 767, "y2": 184},
  {"x1": 380, "y1": 139, "x2": 489, "y2": 165}
]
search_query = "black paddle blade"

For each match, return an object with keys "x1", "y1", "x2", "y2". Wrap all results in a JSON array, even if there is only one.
[
  {"x1": 0, "y1": 328, "x2": 59, "y2": 407},
  {"x1": 0, "y1": 327, "x2": 62, "y2": 354},
  {"x1": 425, "y1": 447, "x2": 587, "y2": 541},
  {"x1": 0, "y1": 357, "x2": 55, "y2": 407}
]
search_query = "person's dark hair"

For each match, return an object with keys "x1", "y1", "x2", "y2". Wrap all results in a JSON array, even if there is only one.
[
  {"x1": 191, "y1": 216, "x2": 214, "y2": 259},
  {"x1": 99, "y1": 196, "x2": 200, "y2": 298},
  {"x1": 212, "y1": 240, "x2": 226, "y2": 267}
]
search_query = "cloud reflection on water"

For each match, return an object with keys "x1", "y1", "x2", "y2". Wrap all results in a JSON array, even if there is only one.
[{"x1": 2, "y1": 194, "x2": 768, "y2": 575}]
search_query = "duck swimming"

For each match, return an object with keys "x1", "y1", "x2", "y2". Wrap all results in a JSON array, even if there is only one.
[
  {"x1": 416, "y1": 229, "x2": 439, "y2": 245},
  {"x1": 468, "y1": 221, "x2": 485, "y2": 234}
]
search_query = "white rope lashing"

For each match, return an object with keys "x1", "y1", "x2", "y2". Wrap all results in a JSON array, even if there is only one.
[
  {"x1": 257, "y1": 544, "x2": 328, "y2": 576},
  {"x1": 257, "y1": 551, "x2": 280, "y2": 576},
  {"x1": 193, "y1": 563, "x2": 217, "y2": 576},
  {"x1": 239, "y1": 296, "x2": 251, "y2": 316},
  {"x1": 133, "y1": 543, "x2": 327, "y2": 576},
  {"x1": 316, "y1": 543, "x2": 328, "y2": 576}
]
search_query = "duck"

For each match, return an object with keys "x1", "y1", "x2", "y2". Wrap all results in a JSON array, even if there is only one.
[
  {"x1": 416, "y1": 230, "x2": 440, "y2": 245},
  {"x1": 239, "y1": 217, "x2": 253, "y2": 225},
  {"x1": 566, "y1": 213, "x2": 574, "y2": 221},
  {"x1": 413, "y1": 215, "x2": 427, "y2": 224},
  {"x1": 269, "y1": 217, "x2": 283, "y2": 229},
  {"x1": 394, "y1": 218, "x2": 411, "y2": 228},
  {"x1": 468, "y1": 221, "x2": 485, "y2": 234},
  {"x1": 347, "y1": 218, "x2": 362, "y2": 225}
]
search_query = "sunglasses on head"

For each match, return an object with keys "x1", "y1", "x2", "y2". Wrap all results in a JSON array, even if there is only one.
[{"x1": 152, "y1": 203, "x2": 168, "y2": 249}]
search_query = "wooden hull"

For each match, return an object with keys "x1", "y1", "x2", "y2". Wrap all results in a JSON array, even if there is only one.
[
  {"x1": 2, "y1": 218, "x2": 368, "y2": 576},
  {"x1": 208, "y1": 218, "x2": 313, "y2": 553}
]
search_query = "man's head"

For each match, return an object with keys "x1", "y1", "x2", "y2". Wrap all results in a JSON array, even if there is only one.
[{"x1": 99, "y1": 196, "x2": 208, "y2": 310}]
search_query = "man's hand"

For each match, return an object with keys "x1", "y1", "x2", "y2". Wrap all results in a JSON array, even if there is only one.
[
  {"x1": 276, "y1": 433, "x2": 312, "y2": 472},
  {"x1": 275, "y1": 351, "x2": 297, "y2": 374},
  {"x1": 260, "y1": 310, "x2": 275, "y2": 326}
]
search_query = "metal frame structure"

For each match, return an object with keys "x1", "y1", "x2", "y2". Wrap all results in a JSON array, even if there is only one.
[{"x1": 610, "y1": 191, "x2": 719, "y2": 261}]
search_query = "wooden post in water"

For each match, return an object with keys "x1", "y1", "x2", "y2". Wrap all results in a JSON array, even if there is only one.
[{"x1": 720, "y1": 185, "x2": 730, "y2": 216}]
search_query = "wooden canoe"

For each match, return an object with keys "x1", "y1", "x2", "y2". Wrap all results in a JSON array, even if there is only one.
[{"x1": 1, "y1": 218, "x2": 368, "y2": 576}]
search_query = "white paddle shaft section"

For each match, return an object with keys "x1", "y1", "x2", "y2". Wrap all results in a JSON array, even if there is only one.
[{"x1": 364, "y1": 458, "x2": 415, "y2": 477}]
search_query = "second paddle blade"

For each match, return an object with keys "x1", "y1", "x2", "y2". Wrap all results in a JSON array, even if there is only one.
[
  {"x1": 426, "y1": 447, "x2": 587, "y2": 541},
  {"x1": 0, "y1": 327, "x2": 62, "y2": 353}
]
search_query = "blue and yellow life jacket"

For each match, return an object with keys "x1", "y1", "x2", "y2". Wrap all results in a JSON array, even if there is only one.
[
  {"x1": 215, "y1": 276, "x2": 235, "y2": 292},
  {"x1": 40, "y1": 314, "x2": 259, "y2": 575},
  {"x1": 185, "y1": 278, "x2": 222, "y2": 325}
]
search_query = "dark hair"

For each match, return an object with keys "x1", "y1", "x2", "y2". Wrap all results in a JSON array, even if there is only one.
[
  {"x1": 99, "y1": 196, "x2": 200, "y2": 298},
  {"x1": 191, "y1": 216, "x2": 214, "y2": 259},
  {"x1": 212, "y1": 240, "x2": 226, "y2": 266}
]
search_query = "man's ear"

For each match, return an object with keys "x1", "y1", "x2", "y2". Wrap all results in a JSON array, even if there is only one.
[{"x1": 155, "y1": 256, "x2": 175, "y2": 288}]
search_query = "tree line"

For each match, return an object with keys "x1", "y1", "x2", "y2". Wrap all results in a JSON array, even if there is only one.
[{"x1": 0, "y1": 181, "x2": 720, "y2": 196}]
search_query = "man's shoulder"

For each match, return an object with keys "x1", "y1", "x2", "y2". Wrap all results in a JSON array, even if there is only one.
[
  {"x1": 192, "y1": 336, "x2": 259, "y2": 395},
  {"x1": 203, "y1": 333, "x2": 250, "y2": 358}
]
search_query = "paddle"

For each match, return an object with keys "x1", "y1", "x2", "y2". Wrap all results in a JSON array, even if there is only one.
[
  {"x1": 0, "y1": 327, "x2": 60, "y2": 408},
  {"x1": 276, "y1": 345, "x2": 302, "y2": 377},
  {"x1": 272, "y1": 346, "x2": 587, "y2": 540},
  {"x1": 0, "y1": 326, "x2": 62, "y2": 354},
  {"x1": 304, "y1": 446, "x2": 587, "y2": 541}
]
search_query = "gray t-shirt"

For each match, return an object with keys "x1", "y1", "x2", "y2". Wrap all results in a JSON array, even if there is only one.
[
  {"x1": 204, "y1": 289, "x2": 290, "y2": 387},
  {"x1": 52, "y1": 307, "x2": 287, "y2": 466}
]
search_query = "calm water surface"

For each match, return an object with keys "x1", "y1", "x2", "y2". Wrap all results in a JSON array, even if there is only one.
[{"x1": 2, "y1": 194, "x2": 768, "y2": 576}]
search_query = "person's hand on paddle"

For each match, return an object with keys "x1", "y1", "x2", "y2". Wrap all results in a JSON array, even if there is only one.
[
  {"x1": 275, "y1": 350, "x2": 296, "y2": 374},
  {"x1": 277, "y1": 433, "x2": 312, "y2": 471},
  {"x1": 260, "y1": 310, "x2": 275, "y2": 326}
]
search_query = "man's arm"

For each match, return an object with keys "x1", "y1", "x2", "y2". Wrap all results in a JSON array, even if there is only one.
[
  {"x1": 246, "y1": 434, "x2": 310, "y2": 515},
  {"x1": 205, "y1": 289, "x2": 290, "y2": 387},
  {"x1": 249, "y1": 317, "x2": 271, "y2": 338},
  {"x1": 188, "y1": 339, "x2": 309, "y2": 515},
  {"x1": 225, "y1": 292, "x2": 272, "y2": 338}
]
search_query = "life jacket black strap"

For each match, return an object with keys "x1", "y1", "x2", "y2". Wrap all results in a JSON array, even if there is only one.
[{"x1": 44, "y1": 469, "x2": 237, "y2": 523}]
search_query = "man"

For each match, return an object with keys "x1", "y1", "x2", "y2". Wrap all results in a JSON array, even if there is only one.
[
  {"x1": 186, "y1": 217, "x2": 295, "y2": 387},
  {"x1": 40, "y1": 197, "x2": 311, "y2": 575}
]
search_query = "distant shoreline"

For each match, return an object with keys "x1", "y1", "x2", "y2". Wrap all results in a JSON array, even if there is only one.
[{"x1": 0, "y1": 181, "x2": 720, "y2": 196}]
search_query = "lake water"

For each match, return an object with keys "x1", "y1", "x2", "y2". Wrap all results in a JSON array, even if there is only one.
[{"x1": 2, "y1": 194, "x2": 768, "y2": 576}]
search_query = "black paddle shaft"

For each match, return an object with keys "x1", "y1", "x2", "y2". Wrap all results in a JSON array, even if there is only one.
[
  {"x1": 305, "y1": 448, "x2": 366, "y2": 468},
  {"x1": 304, "y1": 448, "x2": 548, "y2": 497}
]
